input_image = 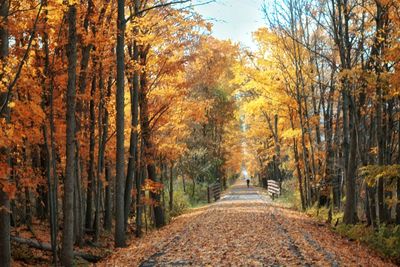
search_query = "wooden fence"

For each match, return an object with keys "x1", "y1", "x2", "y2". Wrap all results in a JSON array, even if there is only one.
[
  {"x1": 207, "y1": 183, "x2": 221, "y2": 203},
  {"x1": 267, "y1": 180, "x2": 280, "y2": 200}
]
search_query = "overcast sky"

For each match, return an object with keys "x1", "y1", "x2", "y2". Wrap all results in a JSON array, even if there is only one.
[{"x1": 193, "y1": 0, "x2": 266, "y2": 50}]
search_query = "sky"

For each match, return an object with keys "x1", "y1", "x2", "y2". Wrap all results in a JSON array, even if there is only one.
[{"x1": 193, "y1": 0, "x2": 267, "y2": 50}]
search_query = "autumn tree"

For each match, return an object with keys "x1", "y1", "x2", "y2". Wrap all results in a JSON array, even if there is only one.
[{"x1": 232, "y1": 0, "x2": 400, "y2": 230}]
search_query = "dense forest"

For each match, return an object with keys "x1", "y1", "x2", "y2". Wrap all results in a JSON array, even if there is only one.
[
  {"x1": 0, "y1": 0, "x2": 239, "y2": 265},
  {"x1": 0, "y1": 0, "x2": 400, "y2": 266},
  {"x1": 240, "y1": 0, "x2": 400, "y2": 224},
  {"x1": 235, "y1": 0, "x2": 400, "y2": 260}
]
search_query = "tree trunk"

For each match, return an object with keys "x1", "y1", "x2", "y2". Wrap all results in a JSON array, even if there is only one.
[
  {"x1": 147, "y1": 165, "x2": 165, "y2": 228},
  {"x1": 104, "y1": 162, "x2": 112, "y2": 231},
  {"x1": 24, "y1": 187, "x2": 32, "y2": 227},
  {"x1": 86, "y1": 70, "x2": 97, "y2": 230},
  {"x1": 94, "y1": 64, "x2": 105, "y2": 242},
  {"x1": 124, "y1": 40, "x2": 139, "y2": 230},
  {"x1": 343, "y1": 97, "x2": 358, "y2": 224},
  {"x1": 0, "y1": 187, "x2": 10, "y2": 267},
  {"x1": 332, "y1": 96, "x2": 342, "y2": 209},
  {"x1": 294, "y1": 140, "x2": 305, "y2": 210},
  {"x1": 73, "y1": 2, "x2": 93, "y2": 245},
  {"x1": 139, "y1": 47, "x2": 165, "y2": 228},
  {"x1": 342, "y1": 86, "x2": 351, "y2": 224},
  {"x1": 11, "y1": 236, "x2": 102, "y2": 263},
  {"x1": 396, "y1": 114, "x2": 400, "y2": 224},
  {"x1": 160, "y1": 162, "x2": 166, "y2": 210},
  {"x1": 61, "y1": 5, "x2": 77, "y2": 266},
  {"x1": 289, "y1": 110, "x2": 305, "y2": 210},
  {"x1": 75, "y1": 0, "x2": 93, "y2": 243},
  {"x1": 397, "y1": 117, "x2": 400, "y2": 223},
  {"x1": 368, "y1": 186, "x2": 378, "y2": 228},
  {"x1": 33, "y1": 145, "x2": 44, "y2": 220},
  {"x1": 0, "y1": 1, "x2": 10, "y2": 265},
  {"x1": 191, "y1": 178, "x2": 196, "y2": 199},
  {"x1": 103, "y1": 75, "x2": 112, "y2": 231},
  {"x1": 74, "y1": 156, "x2": 83, "y2": 247},
  {"x1": 41, "y1": 8, "x2": 58, "y2": 261},
  {"x1": 115, "y1": 0, "x2": 126, "y2": 247},
  {"x1": 135, "y1": 144, "x2": 145, "y2": 237},
  {"x1": 169, "y1": 163, "x2": 174, "y2": 211},
  {"x1": 396, "y1": 178, "x2": 400, "y2": 224},
  {"x1": 376, "y1": 73, "x2": 387, "y2": 224}
]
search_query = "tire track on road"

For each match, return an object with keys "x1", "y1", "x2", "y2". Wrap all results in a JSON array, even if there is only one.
[
  {"x1": 139, "y1": 207, "x2": 217, "y2": 266},
  {"x1": 259, "y1": 189, "x2": 340, "y2": 267},
  {"x1": 268, "y1": 202, "x2": 341, "y2": 267}
]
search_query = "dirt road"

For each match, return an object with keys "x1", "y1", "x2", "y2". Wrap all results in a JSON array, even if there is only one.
[{"x1": 102, "y1": 181, "x2": 394, "y2": 266}]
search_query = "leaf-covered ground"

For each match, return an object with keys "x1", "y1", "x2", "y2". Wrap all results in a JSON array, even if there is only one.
[{"x1": 100, "y1": 182, "x2": 395, "y2": 266}]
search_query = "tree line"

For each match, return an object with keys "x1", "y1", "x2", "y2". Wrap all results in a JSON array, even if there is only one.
[
  {"x1": 234, "y1": 0, "x2": 400, "y2": 229},
  {"x1": 0, "y1": 0, "x2": 238, "y2": 266}
]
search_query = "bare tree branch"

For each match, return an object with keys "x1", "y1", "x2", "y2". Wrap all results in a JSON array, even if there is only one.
[
  {"x1": 125, "y1": 0, "x2": 190, "y2": 23},
  {"x1": 0, "y1": 2, "x2": 43, "y2": 115}
]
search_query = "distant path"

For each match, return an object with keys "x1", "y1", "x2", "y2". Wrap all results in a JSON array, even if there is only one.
[{"x1": 103, "y1": 181, "x2": 394, "y2": 266}]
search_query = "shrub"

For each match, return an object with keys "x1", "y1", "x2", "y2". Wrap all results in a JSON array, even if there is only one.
[
  {"x1": 169, "y1": 189, "x2": 191, "y2": 217},
  {"x1": 276, "y1": 178, "x2": 303, "y2": 210},
  {"x1": 335, "y1": 224, "x2": 400, "y2": 264}
]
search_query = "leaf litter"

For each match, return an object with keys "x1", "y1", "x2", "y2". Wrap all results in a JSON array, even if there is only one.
[{"x1": 99, "y1": 185, "x2": 395, "y2": 267}]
